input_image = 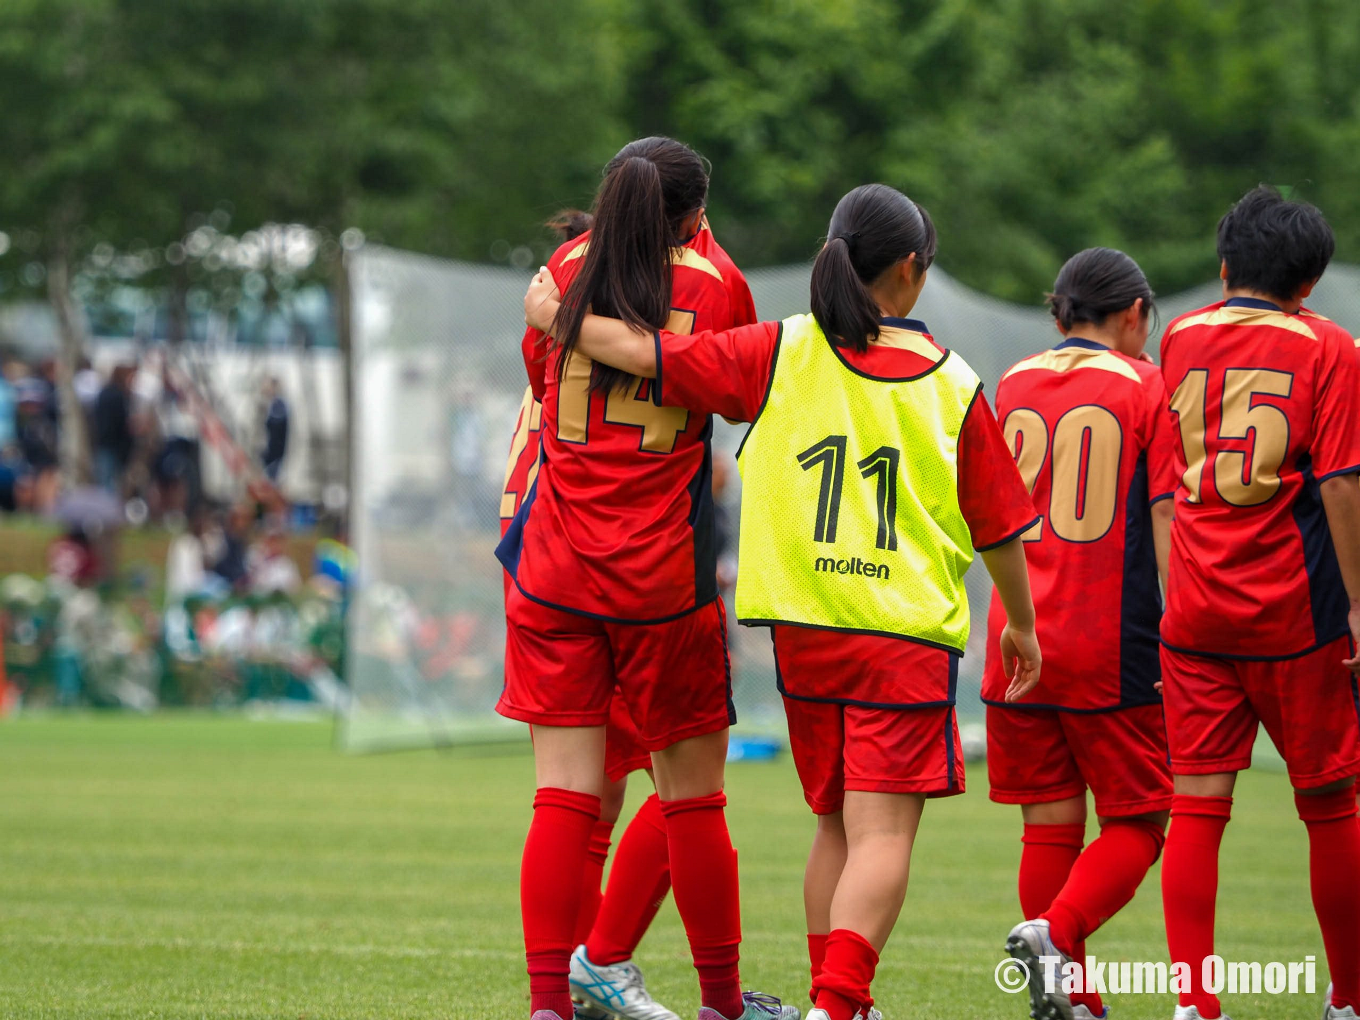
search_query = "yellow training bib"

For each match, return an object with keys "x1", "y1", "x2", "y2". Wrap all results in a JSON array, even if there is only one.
[{"x1": 735, "y1": 313, "x2": 980, "y2": 652}]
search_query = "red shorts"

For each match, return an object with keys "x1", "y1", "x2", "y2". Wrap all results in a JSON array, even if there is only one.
[
  {"x1": 1161, "y1": 636, "x2": 1360, "y2": 789},
  {"x1": 498, "y1": 587, "x2": 734, "y2": 751},
  {"x1": 784, "y1": 699, "x2": 965, "y2": 812},
  {"x1": 605, "y1": 694, "x2": 651, "y2": 782},
  {"x1": 776, "y1": 630, "x2": 964, "y2": 812},
  {"x1": 987, "y1": 703, "x2": 1172, "y2": 817}
]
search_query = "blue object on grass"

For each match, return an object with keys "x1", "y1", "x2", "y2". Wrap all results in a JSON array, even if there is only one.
[{"x1": 726, "y1": 735, "x2": 783, "y2": 762}]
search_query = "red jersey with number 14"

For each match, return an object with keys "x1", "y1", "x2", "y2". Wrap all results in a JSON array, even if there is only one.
[
  {"x1": 982, "y1": 338, "x2": 1179, "y2": 711},
  {"x1": 1160, "y1": 297, "x2": 1360, "y2": 660},
  {"x1": 496, "y1": 224, "x2": 756, "y2": 622}
]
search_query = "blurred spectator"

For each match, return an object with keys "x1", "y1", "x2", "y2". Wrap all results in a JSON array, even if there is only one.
[
  {"x1": 152, "y1": 366, "x2": 202, "y2": 516},
  {"x1": 0, "y1": 360, "x2": 17, "y2": 451},
  {"x1": 47, "y1": 527, "x2": 102, "y2": 587},
  {"x1": 249, "y1": 520, "x2": 301, "y2": 595},
  {"x1": 73, "y1": 355, "x2": 101, "y2": 413},
  {"x1": 16, "y1": 372, "x2": 59, "y2": 511},
  {"x1": 94, "y1": 365, "x2": 135, "y2": 494},
  {"x1": 165, "y1": 509, "x2": 219, "y2": 604},
  {"x1": 206, "y1": 503, "x2": 252, "y2": 593},
  {"x1": 261, "y1": 377, "x2": 289, "y2": 482}
]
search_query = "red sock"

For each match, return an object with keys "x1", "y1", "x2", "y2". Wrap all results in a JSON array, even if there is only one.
[
  {"x1": 807, "y1": 932, "x2": 829, "y2": 1004},
  {"x1": 1019, "y1": 822, "x2": 1085, "y2": 918},
  {"x1": 523, "y1": 787, "x2": 601, "y2": 1019},
  {"x1": 661, "y1": 792, "x2": 743, "y2": 1019},
  {"x1": 1162, "y1": 794, "x2": 1232, "y2": 1016},
  {"x1": 587, "y1": 794, "x2": 671, "y2": 965},
  {"x1": 573, "y1": 819, "x2": 615, "y2": 945},
  {"x1": 812, "y1": 928, "x2": 879, "y2": 1020},
  {"x1": 1297, "y1": 788, "x2": 1360, "y2": 1011},
  {"x1": 1044, "y1": 818, "x2": 1165, "y2": 951},
  {"x1": 1067, "y1": 939, "x2": 1103, "y2": 1018}
]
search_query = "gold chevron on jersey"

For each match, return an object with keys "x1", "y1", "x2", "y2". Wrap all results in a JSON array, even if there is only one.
[{"x1": 1002, "y1": 344, "x2": 1142, "y2": 384}]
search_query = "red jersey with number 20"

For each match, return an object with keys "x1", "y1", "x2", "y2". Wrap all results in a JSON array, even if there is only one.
[
  {"x1": 1160, "y1": 297, "x2": 1360, "y2": 660},
  {"x1": 982, "y1": 338, "x2": 1179, "y2": 711},
  {"x1": 497, "y1": 224, "x2": 756, "y2": 622}
]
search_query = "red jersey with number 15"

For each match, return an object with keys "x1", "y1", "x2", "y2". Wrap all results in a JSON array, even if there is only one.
[
  {"x1": 982, "y1": 338, "x2": 1179, "y2": 711},
  {"x1": 496, "y1": 224, "x2": 756, "y2": 622},
  {"x1": 1160, "y1": 297, "x2": 1360, "y2": 660}
]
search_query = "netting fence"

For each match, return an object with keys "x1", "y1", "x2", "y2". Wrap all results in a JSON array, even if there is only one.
[{"x1": 338, "y1": 246, "x2": 1360, "y2": 753}]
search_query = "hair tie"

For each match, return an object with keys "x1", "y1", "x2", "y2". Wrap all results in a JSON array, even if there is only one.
[{"x1": 834, "y1": 230, "x2": 859, "y2": 253}]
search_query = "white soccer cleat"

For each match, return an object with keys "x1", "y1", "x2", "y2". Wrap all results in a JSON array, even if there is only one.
[
  {"x1": 568, "y1": 944, "x2": 680, "y2": 1020},
  {"x1": 860, "y1": 1010, "x2": 883, "y2": 1020},
  {"x1": 1072, "y1": 1006, "x2": 1108, "y2": 1019},
  {"x1": 1005, "y1": 919, "x2": 1073, "y2": 1020},
  {"x1": 696, "y1": 992, "x2": 801, "y2": 1020},
  {"x1": 1172, "y1": 1008, "x2": 1233, "y2": 1020},
  {"x1": 1325, "y1": 1007, "x2": 1359, "y2": 1020}
]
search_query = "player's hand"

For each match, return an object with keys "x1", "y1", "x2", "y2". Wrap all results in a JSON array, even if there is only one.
[
  {"x1": 1344, "y1": 600, "x2": 1360, "y2": 673},
  {"x1": 524, "y1": 266, "x2": 561, "y2": 332},
  {"x1": 1000, "y1": 624, "x2": 1042, "y2": 701},
  {"x1": 1138, "y1": 351, "x2": 1156, "y2": 365}
]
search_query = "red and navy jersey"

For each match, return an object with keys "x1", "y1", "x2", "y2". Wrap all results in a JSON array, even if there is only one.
[
  {"x1": 982, "y1": 337, "x2": 1179, "y2": 712},
  {"x1": 497, "y1": 224, "x2": 756, "y2": 622},
  {"x1": 654, "y1": 315, "x2": 1037, "y2": 707},
  {"x1": 499, "y1": 385, "x2": 543, "y2": 604},
  {"x1": 1160, "y1": 297, "x2": 1360, "y2": 660}
]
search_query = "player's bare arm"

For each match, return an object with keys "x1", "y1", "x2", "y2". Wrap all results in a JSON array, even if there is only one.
[
  {"x1": 524, "y1": 269, "x2": 658, "y2": 379},
  {"x1": 1151, "y1": 498, "x2": 1173, "y2": 595},
  {"x1": 980, "y1": 536, "x2": 1041, "y2": 701},
  {"x1": 1320, "y1": 473, "x2": 1360, "y2": 672}
]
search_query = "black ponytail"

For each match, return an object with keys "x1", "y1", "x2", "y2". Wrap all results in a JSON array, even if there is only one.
[
  {"x1": 809, "y1": 183, "x2": 937, "y2": 352},
  {"x1": 1046, "y1": 247, "x2": 1156, "y2": 332},
  {"x1": 551, "y1": 137, "x2": 709, "y2": 394},
  {"x1": 546, "y1": 208, "x2": 593, "y2": 242}
]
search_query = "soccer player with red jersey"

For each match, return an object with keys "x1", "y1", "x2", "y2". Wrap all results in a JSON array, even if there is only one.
[
  {"x1": 524, "y1": 183, "x2": 1044, "y2": 1020},
  {"x1": 498, "y1": 211, "x2": 678, "y2": 1020},
  {"x1": 1158, "y1": 186, "x2": 1360, "y2": 1020},
  {"x1": 986, "y1": 248, "x2": 1176, "y2": 1020},
  {"x1": 496, "y1": 137, "x2": 798, "y2": 1020}
]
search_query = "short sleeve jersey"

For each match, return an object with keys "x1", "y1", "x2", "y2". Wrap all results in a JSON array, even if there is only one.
[
  {"x1": 657, "y1": 315, "x2": 1038, "y2": 706},
  {"x1": 981, "y1": 338, "x2": 1180, "y2": 711},
  {"x1": 497, "y1": 224, "x2": 757, "y2": 622},
  {"x1": 1159, "y1": 297, "x2": 1360, "y2": 660}
]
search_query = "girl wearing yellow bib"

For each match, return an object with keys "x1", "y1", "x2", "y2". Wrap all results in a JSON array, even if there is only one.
[{"x1": 524, "y1": 184, "x2": 1043, "y2": 1020}]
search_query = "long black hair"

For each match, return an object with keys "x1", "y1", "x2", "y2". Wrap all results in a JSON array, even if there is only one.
[
  {"x1": 551, "y1": 137, "x2": 709, "y2": 394},
  {"x1": 809, "y1": 183, "x2": 937, "y2": 352},
  {"x1": 1046, "y1": 247, "x2": 1155, "y2": 332}
]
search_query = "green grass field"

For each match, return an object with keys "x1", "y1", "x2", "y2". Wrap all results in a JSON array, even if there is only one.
[{"x1": 0, "y1": 715, "x2": 1329, "y2": 1019}]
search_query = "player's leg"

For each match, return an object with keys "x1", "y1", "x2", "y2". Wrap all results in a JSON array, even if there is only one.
[
  {"x1": 575, "y1": 694, "x2": 653, "y2": 949},
  {"x1": 782, "y1": 695, "x2": 848, "y2": 1003},
  {"x1": 613, "y1": 599, "x2": 795, "y2": 1020},
  {"x1": 810, "y1": 702, "x2": 962, "y2": 1020},
  {"x1": 1031, "y1": 705, "x2": 1174, "y2": 1019},
  {"x1": 1251, "y1": 636, "x2": 1360, "y2": 1018},
  {"x1": 812, "y1": 789, "x2": 923, "y2": 1020},
  {"x1": 1160, "y1": 646, "x2": 1256, "y2": 1020},
  {"x1": 575, "y1": 772, "x2": 628, "y2": 946},
  {"x1": 498, "y1": 588, "x2": 615, "y2": 1020}
]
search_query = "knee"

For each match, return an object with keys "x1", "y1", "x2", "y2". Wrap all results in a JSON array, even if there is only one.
[
  {"x1": 1295, "y1": 782, "x2": 1357, "y2": 824},
  {"x1": 599, "y1": 776, "x2": 629, "y2": 824}
]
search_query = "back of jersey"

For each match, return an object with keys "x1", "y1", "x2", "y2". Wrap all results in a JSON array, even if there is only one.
[
  {"x1": 1159, "y1": 297, "x2": 1360, "y2": 659},
  {"x1": 983, "y1": 338, "x2": 1176, "y2": 710},
  {"x1": 501, "y1": 225, "x2": 756, "y2": 623}
]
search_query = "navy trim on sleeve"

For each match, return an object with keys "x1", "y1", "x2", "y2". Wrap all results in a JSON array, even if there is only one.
[
  {"x1": 651, "y1": 331, "x2": 665, "y2": 405},
  {"x1": 975, "y1": 516, "x2": 1041, "y2": 552},
  {"x1": 1149, "y1": 491, "x2": 1176, "y2": 505},
  {"x1": 1318, "y1": 462, "x2": 1360, "y2": 483}
]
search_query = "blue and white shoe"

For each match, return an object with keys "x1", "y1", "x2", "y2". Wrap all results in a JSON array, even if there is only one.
[
  {"x1": 697, "y1": 991, "x2": 801, "y2": 1020},
  {"x1": 1324, "y1": 1007, "x2": 1359, "y2": 1020},
  {"x1": 1072, "y1": 1006, "x2": 1108, "y2": 1020},
  {"x1": 1173, "y1": 1008, "x2": 1233, "y2": 1020},
  {"x1": 569, "y1": 945, "x2": 680, "y2": 1020},
  {"x1": 1005, "y1": 919, "x2": 1074, "y2": 1020}
]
